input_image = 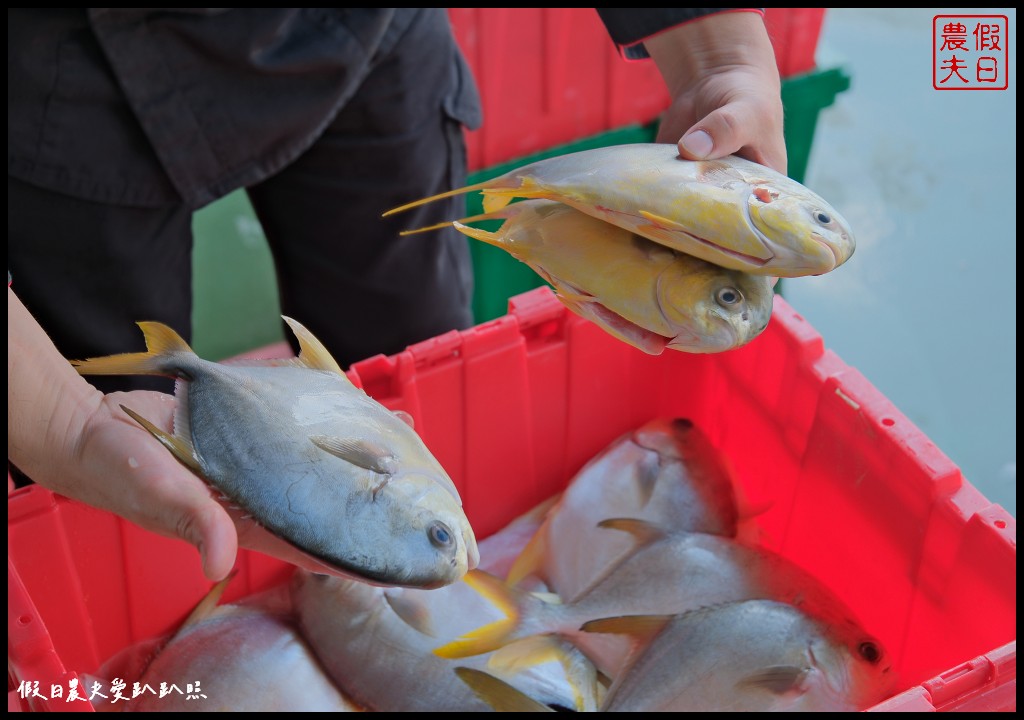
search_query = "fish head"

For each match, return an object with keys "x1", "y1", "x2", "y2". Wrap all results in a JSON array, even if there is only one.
[
  {"x1": 656, "y1": 253, "x2": 775, "y2": 353},
  {"x1": 303, "y1": 408, "x2": 479, "y2": 589},
  {"x1": 746, "y1": 187, "x2": 856, "y2": 277}
]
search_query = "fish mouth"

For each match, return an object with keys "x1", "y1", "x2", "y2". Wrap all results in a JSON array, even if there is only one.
[{"x1": 812, "y1": 232, "x2": 845, "y2": 269}]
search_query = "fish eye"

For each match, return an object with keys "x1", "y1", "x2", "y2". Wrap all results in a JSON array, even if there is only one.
[
  {"x1": 428, "y1": 522, "x2": 454, "y2": 549},
  {"x1": 814, "y1": 210, "x2": 832, "y2": 225},
  {"x1": 715, "y1": 287, "x2": 742, "y2": 307},
  {"x1": 858, "y1": 641, "x2": 882, "y2": 664}
]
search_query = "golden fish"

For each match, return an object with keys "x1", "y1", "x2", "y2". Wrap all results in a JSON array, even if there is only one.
[
  {"x1": 449, "y1": 200, "x2": 774, "y2": 354},
  {"x1": 384, "y1": 143, "x2": 855, "y2": 278}
]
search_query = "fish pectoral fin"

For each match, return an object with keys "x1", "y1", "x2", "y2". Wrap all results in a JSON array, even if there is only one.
[
  {"x1": 119, "y1": 405, "x2": 203, "y2": 475},
  {"x1": 579, "y1": 614, "x2": 673, "y2": 642},
  {"x1": 638, "y1": 209, "x2": 691, "y2": 232},
  {"x1": 505, "y1": 527, "x2": 548, "y2": 587},
  {"x1": 310, "y1": 435, "x2": 398, "y2": 475},
  {"x1": 453, "y1": 667, "x2": 556, "y2": 713},
  {"x1": 281, "y1": 317, "x2": 347, "y2": 378},
  {"x1": 384, "y1": 591, "x2": 435, "y2": 637},
  {"x1": 737, "y1": 665, "x2": 811, "y2": 696}
]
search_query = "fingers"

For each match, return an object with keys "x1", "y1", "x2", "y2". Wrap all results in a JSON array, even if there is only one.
[{"x1": 676, "y1": 99, "x2": 788, "y2": 175}]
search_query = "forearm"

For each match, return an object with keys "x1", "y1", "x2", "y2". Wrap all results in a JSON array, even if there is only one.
[{"x1": 8, "y1": 287, "x2": 102, "y2": 485}]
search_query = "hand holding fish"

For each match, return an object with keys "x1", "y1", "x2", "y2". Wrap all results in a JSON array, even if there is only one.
[
  {"x1": 645, "y1": 10, "x2": 787, "y2": 174},
  {"x1": 9, "y1": 288, "x2": 237, "y2": 580}
]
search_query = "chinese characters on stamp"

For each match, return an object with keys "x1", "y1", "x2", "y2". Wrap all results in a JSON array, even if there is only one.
[{"x1": 934, "y1": 15, "x2": 1009, "y2": 90}]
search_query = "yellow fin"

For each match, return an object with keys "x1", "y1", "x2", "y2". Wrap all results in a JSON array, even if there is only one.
[
  {"x1": 433, "y1": 570, "x2": 522, "y2": 659},
  {"x1": 505, "y1": 526, "x2": 548, "y2": 587},
  {"x1": 580, "y1": 614, "x2": 673, "y2": 641},
  {"x1": 452, "y1": 221, "x2": 506, "y2": 250},
  {"x1": 596, "y1": 517, "x2": 668, "y2": 547},
  {"x1": 120, "y1": 404, "x2": 203, "y2": 475},
  {"x1": 281, "y1": 317, "x2": 346, "y2": 377},
  {"x1": 638, "y1": 209, "x2": 692, "y2": 232},
  {"x1": 382, "y1": 178, "x2": 496, "y2": 217},
  {"x1": 489, "y1": 636, "x2": 602, "y2": 712},
  {"x1": 453, "y1": 667, "x2": 555, "y2": 713},
  {"x1": 180, "y1": 571, "x2": 238, "y2": 631},
  {"x1": 71, "y1": 321, "x2": 192, "y2": 377}
]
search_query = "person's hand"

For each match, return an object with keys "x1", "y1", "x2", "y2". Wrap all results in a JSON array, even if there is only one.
[
  {"x1": 645, "y1": 10, "x2": 787, "y2": 175},
  {"x1": 9, "y1": 287, "x2": 351, "y2": 582}
]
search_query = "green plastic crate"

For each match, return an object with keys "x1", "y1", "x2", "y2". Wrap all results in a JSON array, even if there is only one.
[{"x1": 191, "y1": 65, "x2": 851, "y2": 356}]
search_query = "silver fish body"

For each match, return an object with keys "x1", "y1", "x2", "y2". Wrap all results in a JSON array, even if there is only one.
[
  {"x1": 508, "y1": 418, "x2": 741, "y2": 602},
  {"x1": 291, "y1": 570, "x2": 585, "y2": 712},
  {"x1": 72, "y1": 317, "x2": 478, "y2": 589},
  {"x1": 118, "y1": 604, "x2": 362, "y2": 712},
  {"x1": 595, "y1": 600, "x2": 895, "y2": 712}
]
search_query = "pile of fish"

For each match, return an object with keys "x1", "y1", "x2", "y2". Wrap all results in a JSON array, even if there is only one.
[
  {"x1": 86, "y1": 417, "x2": 896, "y2": 712},
  {"x1": 72, "y1": 316, "x2": 478, "y2": 589},
  {"x1": 384, "y1": 143, "x2": 856, "y2": 355}
]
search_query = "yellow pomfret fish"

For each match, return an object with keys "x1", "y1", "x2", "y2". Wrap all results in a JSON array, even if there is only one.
[
  {"x1": 384, "y1": 143, "x2": 855, "y2": 278},
  {"x1": 71, "y1": 316, "x2": 478, "y2": 589},
  {"x1": 449, "y1": 200, "x2": 774, "y2": 355}
]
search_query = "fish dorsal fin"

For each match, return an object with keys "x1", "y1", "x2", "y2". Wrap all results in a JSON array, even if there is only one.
[
  {"x1": 596, "y1": 517, "x2": 668, "y2": 548},
  {"x1": 281, "y1": 316, "x2": 347, "y2": 377},
  {"x1": 696, "y1": 159, "x2": 749, "y2": 187},
  {"x1": 384, "y1": 590, "x2": 435, "y2": 637},
  {"x1": 579, "y1": 614, "x2": 673, "y2": 642},
  {"x1": 120, "y1": 404, "x2": 203, "y2": 475},
  {"x1": 737, "y1": 665, "x2": 810, "y2": 695},
  {"x1": 310, "y1": 436, "x2": 398, "y2": 475},
  {"x1": 453, "y1": 667, "x2": 555, "y2": 713}
]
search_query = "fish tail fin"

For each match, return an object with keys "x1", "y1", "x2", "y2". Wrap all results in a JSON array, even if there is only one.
[
  {"x1": 71, "y1": 321, "x2": 193, "y2": 377},
  {"x1": 433, "y1": 569, "x2": 536, "y2": 659},
  {"x1": 382, "y1": 178, "x2": 500, "y2": 217}
]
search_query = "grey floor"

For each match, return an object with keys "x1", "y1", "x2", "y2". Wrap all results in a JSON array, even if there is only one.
[{"x1": 784, "y1": 8, "x2": 1016, "y2": 515}]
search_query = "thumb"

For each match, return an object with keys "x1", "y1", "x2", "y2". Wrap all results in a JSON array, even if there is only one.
[
  {"x1": 170, "y1": 496, "x2": 239, "y2": 582},
  {"x1": 677, "y1": 104, "x2": 787, "y2": 174}
]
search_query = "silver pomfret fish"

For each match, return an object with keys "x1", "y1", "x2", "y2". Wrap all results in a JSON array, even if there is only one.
[
  {"x1": 384, "y1": 143, "x2": 855, "y2": 278},
  {"x1": 437, "y1": 521, "x2": 890, "y2": 684},
  {"x1": 507, "y1": 418, "x2": 742, "y2": 603},
  {"x1": 72, "y1": 316, "x2": 478, "y2": 588},
  {"x1": 586, "y1": 600, "x2": 895, "y2": 712},
  {"x1": 450, "y1": 200, "x2": 774, "y2": 355}
]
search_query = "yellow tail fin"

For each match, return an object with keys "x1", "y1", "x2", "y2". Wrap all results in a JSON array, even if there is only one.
[{"x1": 71, "y1": 321, "x2": 192, "y2": 377}]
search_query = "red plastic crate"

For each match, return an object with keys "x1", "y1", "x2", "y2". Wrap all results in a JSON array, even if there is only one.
[
  {"x1": 449, "y1": 8, "x2": 827, "y2": 170},
  {"x1": 8, "y1": 288, "x2": 1016, "y2": 712}
]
